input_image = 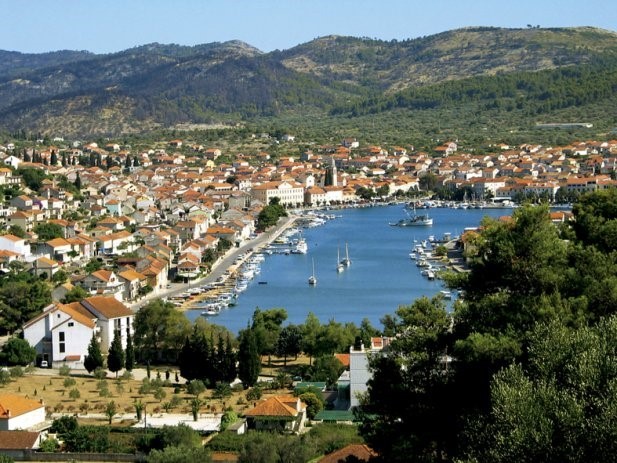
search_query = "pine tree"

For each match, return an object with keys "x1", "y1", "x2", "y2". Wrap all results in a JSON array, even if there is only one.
[
  {"x1": 84, "y1": 334, "x2": 104, "y2": 374},
  {"x1": 125, "y1": 326, "x2": 134, "y2": 371},
  {"x1": 238, "y1": 327, "x2": 260, "y2": 388},
  {"x1": 107, "y1": 330, "x2": 124, "y2": 377}
]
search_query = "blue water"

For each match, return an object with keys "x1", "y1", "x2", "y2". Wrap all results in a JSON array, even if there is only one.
[{"x1": 186, "y1": 205, "x2": 512, "y2": 334}]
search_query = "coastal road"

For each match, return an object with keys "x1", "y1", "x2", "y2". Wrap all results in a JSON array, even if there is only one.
[{"x1": 129, "y1": 214, "x2": 298, "y2": 311}]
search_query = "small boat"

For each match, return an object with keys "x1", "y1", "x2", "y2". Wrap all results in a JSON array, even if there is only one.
[
  {"x1": 201, "y1": 309, "x2": 219, "y2": 316},
  {"x1": 309, "y1": 258, "x2": 317, "y2": 286},
  {"x1": 258, "y1": 281, "x2": 268, "y2": 285},
  {"x1": 336, "y1": 247, "x2": 344, "y2": 273},
  {"x1": 439, "y1": 290, "x2": 452, "y2": 299},
  {"x1": 340, "y1": 242, "x2": 351, "y2": 267}
]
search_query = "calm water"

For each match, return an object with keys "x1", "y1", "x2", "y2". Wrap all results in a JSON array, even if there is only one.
[{"x1": 186, "y1": 205, "x2": 512, "y2": 334}]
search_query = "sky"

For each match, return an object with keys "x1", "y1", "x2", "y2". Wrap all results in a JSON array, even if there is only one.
[{"x1": 2, "y1": 0, "x2": 616, "y2": 54}]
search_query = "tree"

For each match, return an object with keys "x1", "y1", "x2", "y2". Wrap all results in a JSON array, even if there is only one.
[
  {"x1": 251, "y1": 308, "x2": 287, "y2": 364},
  {"x1": 147, "y1": 445, "x2": 212, "y2": 463},
  {"x1": 34, "y1": 223, "x2": 64, "y2": 241},
  {"x1": 187, "y1": 379, "x2": 206, "y2": 398},
  {"x1": 104, "y1": 401, "x2": 117, "y2": 425},
  {"x1": 0, "y1": 337, "x2": 36, "y2": 366},
  {"x1": 237, "y1": 327, "x2": 260, "y2": 388},
  {"x1": 276, "y1": 324, "x2": 303, "y2": 365},
  {"x1": 358, "y1": 296, "x2": 454, "y2": 462},
  {"x1": 84, "y1": 334, "x2": 104, "y2": 374},
  {"x1": 7, "y1": 225, "x2": 26, "y2": 238},
  {"x1": 464, "y1": 316, "x2": 617, "y2": 462},
  {"x1": 74, "y1": 172, "x2": 82, "y2": 190},
  {"x1": 299, "y1": 392, "x2": 324, "y2": 420},
  {"x1": 302, "y1": 312, "x2": 321, "y2": 365},
  {"x1": 125, "y1": 326, "x2": 135, "y2": 371},
  {"x1": 107, "y1": 330, "x2": 124, "y2": 377},
  {"x1": 84, "y1": 258, "x2": 103, "y2": 274},
  {"x1": 133, "y1": 299, "x2": 191, "y2": 362},
  {"x1": 61, "y1": 286, "x2": 89, "y2": 303},
  {"x1": 311, "y1": 355, "x2": 345, "y2": 387}
]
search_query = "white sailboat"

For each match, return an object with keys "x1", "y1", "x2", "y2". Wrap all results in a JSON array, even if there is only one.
[
  {"x1": 336, "y1": 247, "x2": 344, "y2": 273},
  {"x1": 340, "y1": 242, "x2": 351, "y2": 267},
  {"x1": 308, "y1": 258, "x2": 317, "y2": 285}
]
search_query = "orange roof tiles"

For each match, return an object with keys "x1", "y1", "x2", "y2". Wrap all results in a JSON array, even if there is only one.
[{"x1": 0, "y1": 394, "x2": 44, "y2": 418}]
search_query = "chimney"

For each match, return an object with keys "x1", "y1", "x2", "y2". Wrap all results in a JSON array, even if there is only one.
[{"x1": 6, "y1": 409, "x2": 10, "y2": 417}]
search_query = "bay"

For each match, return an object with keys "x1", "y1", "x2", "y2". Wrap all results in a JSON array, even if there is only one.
[{"x1": 185, "y1": 205, "x2": 512, "y2": 334}]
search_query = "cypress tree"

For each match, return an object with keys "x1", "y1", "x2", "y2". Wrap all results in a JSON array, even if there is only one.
[
  {"x1": 50, "y1": 150, "x2": 58, "y2": 166},
  {"x1": 178, "y1": 336, "x2": 198, "y2": 381},
  {"x1": 74, "y1": 172, "x2": 81, "y2": 190},
  {"x1": 107, "y1": 329, "x2": 125, "y2": 377},
  {"x1": 125, "y1": 326, "x2": 134, "y2": 371},
  {"x1": 223, "y1": 334, "x2": 237, "y2": 383},
  {"x1": 238, "y1": 327, "x2": 260, "y2": 388},
  {"x1": 84, "y1": 334, "x2": 104, "y2": 374}
]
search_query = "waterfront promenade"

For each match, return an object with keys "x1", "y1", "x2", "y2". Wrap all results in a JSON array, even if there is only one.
[{"x1": 129, "y1": 214, "x2": 298, "y2": 311}]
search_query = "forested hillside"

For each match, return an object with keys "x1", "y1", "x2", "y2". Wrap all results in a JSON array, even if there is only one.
[{"x1": 0, "y1": 26, "x2": 616, "y2": 138}]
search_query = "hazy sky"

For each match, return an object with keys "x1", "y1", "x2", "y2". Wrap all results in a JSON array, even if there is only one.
[{"x1": 3, "y1": 0, "x2": 616, "y2": 54}]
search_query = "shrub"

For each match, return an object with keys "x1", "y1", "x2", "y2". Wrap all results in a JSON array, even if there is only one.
[
  {"x1": 58, "y1": 364, "x2": 71, "y2": 376},
  {"x1": 69, "y1": 388, "x2": 81, "y2": 400},
  {"x1": 39, "y1": 437, "x2": 59, "y2": 452},
  {"x1": 246, "y1": 386, "x2": 263, "y2": 402},
  {"x1": 63, "y1": 377, "x2": 76, "y2": 388},
  {"x1": 9, "y1": 366, "x2": 24, "y2": 378}
]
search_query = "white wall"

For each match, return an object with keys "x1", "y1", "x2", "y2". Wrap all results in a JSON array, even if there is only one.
[{"x1": 0, "y1": 406, "x2": 46, "y2": 431}]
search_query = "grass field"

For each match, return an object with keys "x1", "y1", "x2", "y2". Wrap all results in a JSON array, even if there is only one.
[{"x1": 0, "y1": 356, "x2": 313, "y2": 425}]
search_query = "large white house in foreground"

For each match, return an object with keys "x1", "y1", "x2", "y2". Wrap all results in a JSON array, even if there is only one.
[{"x1": 23, "y1": 295, "x2": 134, "y2": 369}]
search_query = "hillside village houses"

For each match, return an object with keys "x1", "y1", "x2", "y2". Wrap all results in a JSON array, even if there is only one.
[{"x1": 0, "y1": 135, "x2": 616, "y2": 367}]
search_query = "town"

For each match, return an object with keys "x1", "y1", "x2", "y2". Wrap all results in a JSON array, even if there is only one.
[{"x1": 0, "y1": 130, "x2": 616, "y2": 462}]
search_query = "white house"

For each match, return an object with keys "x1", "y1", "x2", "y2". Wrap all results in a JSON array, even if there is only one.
[
  {"x1": 23, "y1": 303, "x2": 96, "y2": 368},
  {"x1": 348, "y1": 337, "x2": 391, "y2": 409},
  {"x1": 0, "y1": 235, "x2": 31, "y2": 259},
  {"x1": 3, "y1": 156, "x2": 21, "y2": 170},
  {"x1": 0, "y1": 394, "x2": 46, "y2": 431},
  {"x1": 23, "y1": 296, "x2": 134, "y2": 369},
  {"x1": 79, "y1": 296, "x2": 134, "y2": 352}
]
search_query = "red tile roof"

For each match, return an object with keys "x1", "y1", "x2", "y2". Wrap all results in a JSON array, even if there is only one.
[{"x1": 0, "y1": 430, "x2": 40, "y2": 449}]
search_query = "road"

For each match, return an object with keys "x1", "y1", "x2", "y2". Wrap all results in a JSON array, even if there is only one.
[{"x1": 129, "y1": 214, "x2": 298, "y2": 311}]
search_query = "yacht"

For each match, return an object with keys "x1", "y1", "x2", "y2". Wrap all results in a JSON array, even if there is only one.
[
  {"x1": 309, "y1": 258, "x2": 317, "y2": 286},
  {"x1": 340, "y1": 242, "x2": 351, "y2": 267},
  {"x1": 336, "y1": 247, "x2": 345, "y2": 273}
]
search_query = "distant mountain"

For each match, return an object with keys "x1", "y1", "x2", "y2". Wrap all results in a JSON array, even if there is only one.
[{"x1": 1, "y1": 27, "x2": 616, "y2": 137}]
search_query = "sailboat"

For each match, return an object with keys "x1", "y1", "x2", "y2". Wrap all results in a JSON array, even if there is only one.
[
  {"x1": 340, "y1": 242, "x2": 351, "y2": 267},
  {"x1": 336, "y1": 247, "x2": 344, "y2": 273},
  {"x1": 308, "y1": 258, "x2": 317, "y2": 285}
]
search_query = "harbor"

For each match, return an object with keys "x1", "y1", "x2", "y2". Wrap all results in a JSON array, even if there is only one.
[{"x1": 183, "y1": 204, "x2": 513, "y2": 333}]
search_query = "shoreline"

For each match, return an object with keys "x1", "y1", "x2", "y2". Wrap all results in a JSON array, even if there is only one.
[{"x1": 130, "y1": 214, "x2": 298, "y2": 312}]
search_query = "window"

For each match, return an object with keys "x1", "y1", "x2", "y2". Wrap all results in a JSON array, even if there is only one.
[
  {"x1": 68, "y1": 322, "x2": 74, "y2": 327},
  {"x1": 59, "y1": 331, "x2": 65, "y2": 353}
]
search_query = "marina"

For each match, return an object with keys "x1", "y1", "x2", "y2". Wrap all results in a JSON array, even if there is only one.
[{"x1": 185, "y1": 204, "x2": 514, "y2": 334}]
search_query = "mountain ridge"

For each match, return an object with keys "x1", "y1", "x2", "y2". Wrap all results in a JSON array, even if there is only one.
[{"x1": 1, "y1": 26, "x2": 616, "y2": 137}]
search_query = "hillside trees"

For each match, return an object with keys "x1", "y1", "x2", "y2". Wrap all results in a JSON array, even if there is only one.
[
  {"x1": 133, "y1": 299, "x2": 191, "y2": 362},
  {"x1": 359, "y1": 296, "x2": 453, "y2": 462},
  {"x1": 464, "y1": 317, "x2": 617, "y2": 462}
]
